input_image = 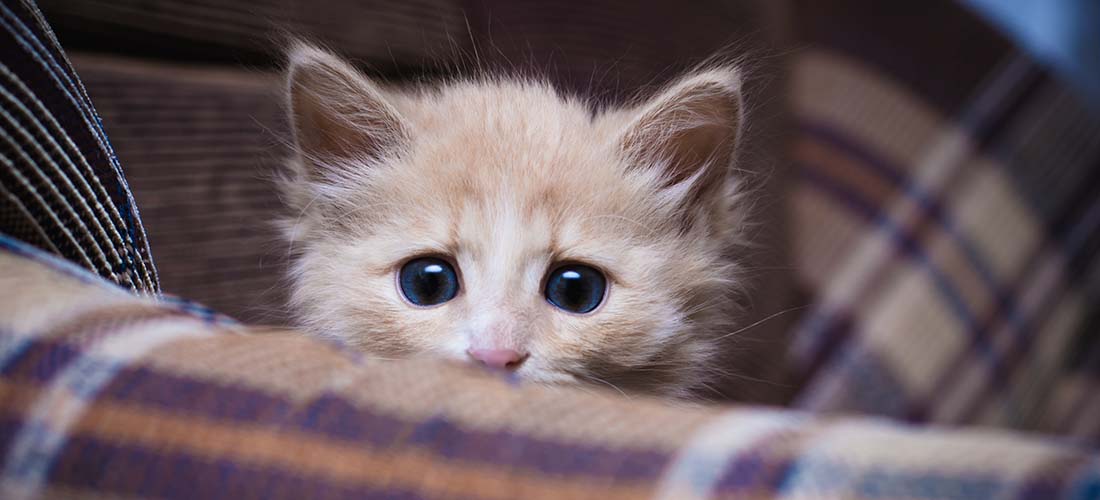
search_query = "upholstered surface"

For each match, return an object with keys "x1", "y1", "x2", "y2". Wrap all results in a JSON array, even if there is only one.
[
  {"x1": 0, "y1": 235, "x2": 1097, "y2": 499},
  {"x1": 71, "y1": 55, "x2": 291, "y2": 324},
  {"x1": 0, "y1": 1, "x2": 157, "y2": 293}
]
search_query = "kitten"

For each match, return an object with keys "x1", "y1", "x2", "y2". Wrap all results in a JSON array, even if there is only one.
[{"x1": 280, "y1": 43, "x2": 758, "y2": 399}]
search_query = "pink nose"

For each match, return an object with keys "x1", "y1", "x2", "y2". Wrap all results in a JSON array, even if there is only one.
[{"x1": 467, "y1": 349, "x2": 528, "y2": 370}]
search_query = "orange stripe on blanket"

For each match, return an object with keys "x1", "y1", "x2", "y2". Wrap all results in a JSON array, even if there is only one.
[
  {"x1": 0, "y1": 380, "x2": 657, "y2": 500},
  {"x1": 795, "y1": 138, "x2": 898, "y2": 208}
]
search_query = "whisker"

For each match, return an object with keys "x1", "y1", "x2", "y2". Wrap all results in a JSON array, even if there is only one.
[
  {"x1": 574, "y1": 373, "x2": 632, "y2": 400},
  {"x1": 592, "y1": 377, "x2": 632, "y2": 399},
  {"x1": 715, "y1": 304, "x2": 810, "y2": 341}
]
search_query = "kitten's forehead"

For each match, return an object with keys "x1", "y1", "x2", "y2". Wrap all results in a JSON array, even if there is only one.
[
  {"x1": 374, "y1": 80, "x2": 655, "y2": 239},
  {"x1": 397, "y1": 80, "x2": 598, "y2": 133},
  {"x1": 393, "y1": 80, "x2": 619, "y2": 177}
]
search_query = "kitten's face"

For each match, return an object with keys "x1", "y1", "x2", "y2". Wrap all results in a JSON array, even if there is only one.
[{"x1": 282, "y1": 45, "x2": 747, "y2": 398}]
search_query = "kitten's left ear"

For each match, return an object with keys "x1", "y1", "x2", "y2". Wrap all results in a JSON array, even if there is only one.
[{"x1": 617, "y1": 68, "x2": 743, "y2": 199}]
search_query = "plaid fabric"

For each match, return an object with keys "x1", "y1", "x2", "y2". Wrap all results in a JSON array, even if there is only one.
[
  {"x1": 787, "y1": 0, "x2": 1100, "y2": 445},
  {"x1": 1, "y1": 235, "x2": 1098, "y2": 500},
  {"x1": 0, "y1": 0, "x2": 157, "y2": 294}
]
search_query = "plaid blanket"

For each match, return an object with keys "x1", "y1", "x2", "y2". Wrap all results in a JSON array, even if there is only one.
[{"x1": 1, "y1": 234, "x2": 1098, "y2": 499}]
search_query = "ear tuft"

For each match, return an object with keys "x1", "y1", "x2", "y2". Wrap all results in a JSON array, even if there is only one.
[{"x1": 285, "y1": 42, "x2": 408, "y2": 177}]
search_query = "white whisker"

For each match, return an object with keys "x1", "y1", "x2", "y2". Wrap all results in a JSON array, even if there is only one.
[{"x1": 715, "y1": 304, "x2": 810, "y2": 340}]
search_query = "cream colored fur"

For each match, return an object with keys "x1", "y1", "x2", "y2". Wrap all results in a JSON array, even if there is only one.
[{"x1": 280, "y1": 43, "x2": 753, "y2": 399}]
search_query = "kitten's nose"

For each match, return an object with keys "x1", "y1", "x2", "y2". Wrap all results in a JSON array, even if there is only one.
[{"x1": 467, "y1": 349, "x2": 528, "y2": 370}]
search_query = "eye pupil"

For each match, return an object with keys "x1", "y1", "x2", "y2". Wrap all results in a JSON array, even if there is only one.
[
  {"x1": 545, "y1": 265, "x2": 606, "y2": 314},
  {"x1": 399, "y1": 258, "x2": 459, "y2": 306}
]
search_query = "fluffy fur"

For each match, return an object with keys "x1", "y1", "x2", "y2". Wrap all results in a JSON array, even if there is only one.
[{"x1": 280, "y1": 43, "x2": 753, "y2": 399}]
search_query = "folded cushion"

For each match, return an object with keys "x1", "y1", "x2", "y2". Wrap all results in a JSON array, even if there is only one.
[{"x1": 0, "y1": 235, "x2": 1097, "y2": 500}]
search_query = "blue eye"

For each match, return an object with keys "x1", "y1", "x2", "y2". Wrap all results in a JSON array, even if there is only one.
[
  {"x1": 545, "y1": 264, "x2": 606, "y2": 314},
  {"x1": 399, "y1": 257, "x2": 459, "y2": 306}
]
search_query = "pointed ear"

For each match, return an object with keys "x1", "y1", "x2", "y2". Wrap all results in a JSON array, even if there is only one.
[
  {"x1": 285, "y1": 43, "x2": 408, "y2": 177},
  {"x1": 618, "y1": 68, "x2": 743, "y2": 194}
]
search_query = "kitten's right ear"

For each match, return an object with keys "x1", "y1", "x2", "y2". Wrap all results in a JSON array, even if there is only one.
[
  {"x1": 616, "y1": 67, "x2": 743, "y2": 196},
  {"x1": 285, "y1": 43, "x2": 408, "y2": 175}
]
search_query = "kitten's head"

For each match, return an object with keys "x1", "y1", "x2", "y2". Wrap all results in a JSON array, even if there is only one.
[{"x1": 281, "y1": 44, "x2": 750, "y2": 398}]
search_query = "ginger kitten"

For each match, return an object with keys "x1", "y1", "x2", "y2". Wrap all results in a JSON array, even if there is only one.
[{"x1": 280, "y1": 43, "x2": 761, "y2": 399}]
